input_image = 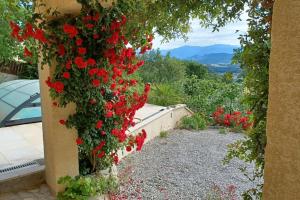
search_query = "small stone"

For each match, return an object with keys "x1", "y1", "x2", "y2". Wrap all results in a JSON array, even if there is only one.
[
  {"x1": 28, "y1": 188, "x2": 39, "y2": 193},
  {"x1": 17, "y1": 191, "x2": 34, "y2": 198}
]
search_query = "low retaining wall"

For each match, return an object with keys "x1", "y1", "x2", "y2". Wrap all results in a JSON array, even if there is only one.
[{"x1": 0, "y1": 104, "x2": 193, "y2": 195}]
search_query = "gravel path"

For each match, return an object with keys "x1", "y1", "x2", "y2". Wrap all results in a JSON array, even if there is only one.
[{"x1": 115, "y1": 129, "x2": 258, "y2": 200}]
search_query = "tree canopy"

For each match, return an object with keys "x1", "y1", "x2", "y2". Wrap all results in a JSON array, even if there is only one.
[{"x1": 0, "y1": 0, "x2": 32, "y2": 63}]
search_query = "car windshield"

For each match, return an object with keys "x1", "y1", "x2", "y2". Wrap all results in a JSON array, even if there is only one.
[{"x1": 0, "y1": 79, "x2": 41, "y2": 127}]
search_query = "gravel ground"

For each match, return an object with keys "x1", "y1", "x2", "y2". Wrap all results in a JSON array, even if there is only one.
[{"x1": 115, "y1": 129, "x2": 258, "y2": 200}]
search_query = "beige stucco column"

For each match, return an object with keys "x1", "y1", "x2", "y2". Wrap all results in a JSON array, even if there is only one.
[
  {"x1": 263, "y1": 0, "x2": 300, "y2": 199},
  {"x1": 37, "y1": 0, "x2": 114, "y2": 194}
]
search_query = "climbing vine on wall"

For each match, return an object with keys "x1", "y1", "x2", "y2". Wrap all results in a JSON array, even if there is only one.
[
  {"x1": 224, "y1": 0, "x2": 274, "y2": 199},
  {"x1": 10, "y1": 0, "x2": 153, "y2": 175}
]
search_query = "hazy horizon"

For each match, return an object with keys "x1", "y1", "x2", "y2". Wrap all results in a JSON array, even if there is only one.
[{"x1": 153, "y1": 12, "x2": 248, "y2": 50}]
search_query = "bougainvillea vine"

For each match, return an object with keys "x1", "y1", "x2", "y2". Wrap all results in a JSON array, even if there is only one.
[{"x1": 10, "y1": 1, "x2": 153, "y2": 174}]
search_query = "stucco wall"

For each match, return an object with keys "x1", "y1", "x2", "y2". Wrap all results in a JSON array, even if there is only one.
[{"x1": 263, "y1": 0, "x2": 300, "y2": 199}]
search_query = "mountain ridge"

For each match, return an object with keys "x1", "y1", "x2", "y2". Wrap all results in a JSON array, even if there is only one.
[{"x1": 160, "y1": 44, "x2": 238, "y2": 60}]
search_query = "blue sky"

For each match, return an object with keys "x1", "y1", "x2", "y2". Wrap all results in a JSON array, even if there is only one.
[{"x1": 153, "y1": 12, "x2": 248, "y2": 50}]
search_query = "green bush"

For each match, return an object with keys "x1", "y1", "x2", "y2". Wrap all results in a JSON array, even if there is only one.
[
  {"x1": 147, "y1": 83, "x2": 184, "y2": 106},
  {"x1": 57, "y1": 175, "x2": 118, "y2": 200},
  {"x1": 180, "y1": 113, "x2": 207, "y2": 130},
  {"x1": 185, "y1": 61, "x2": 208, "y2": 79},
  {"x1": 159, "y1": 131, "x2": 168, "y2": 138},
  {"x1": 219, "y1": 128, "x2": 229, "y2": 134},
  {"x1": 139, "y1": 50, "x2": 186, "y2": 84},
  {"x1": 183, "y1": 76, "x2": 244, "y2": 116}
]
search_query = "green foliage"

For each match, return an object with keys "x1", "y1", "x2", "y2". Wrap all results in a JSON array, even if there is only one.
[
  {"x1": 18, "y1": 63, "x2": 39, "y2": 79},
  {"x1": 0, "y1": 1, "x2": 33, "y2": 62},
  {"x1": 139, "y1": 50, "x2": 186, "y2": 84},
  {"x1": 57, "y1": 175, "x2": 118, "y2": 200},
  {"x1": 185, "y1": 61, "x2": 208, "y2": 79},
  {"x1": 121, "y1": 0, "x2": 247, "y2": 42},
  {"x1": 183, "y1": 76, "x2": 244, "y2": 116},
  {"x1": 180, "y1": 113, "x2": 207, "y2": 130},
  {"x1": 147, "y1": 83, "x2": 184, "y2": 106},
  {"x1": 224, "y1": 1, "x2": 273, "y2": 198},
  {"x1": 219, "y1": 128, "x2": 228, "y2": 134},
  {"x1": 222, "y1": 72, "x2": 234, "y2": 83},
  {"x1": 159, "y1": 131, "x2": 168, "y2": 138}
]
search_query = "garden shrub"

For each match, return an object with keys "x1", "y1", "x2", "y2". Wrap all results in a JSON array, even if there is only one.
[
  {"x1": 147, "y1": 83, "x2": 184, "y2": 106},
  {"x1": 185, "y1": 61, "x2": 208, "y2": 79},
  {"x1": 57, "y1": 175, "x2": 118, "y2": 200},
  {"x1": 159, "y1": 131, "x2": 168, "y2": 138},
  {"x1": 180, "y1": 113, "x2": 207, "y2": 130},
  {"x1": 139, "y1": 50, "x2": 186, "y2": 84},
  {"x1": 183, "y1": 76, "x2": 244, "y2": 117},
  {"x1": 212, "y1": 106, "x2": 253, "y2": 132}
]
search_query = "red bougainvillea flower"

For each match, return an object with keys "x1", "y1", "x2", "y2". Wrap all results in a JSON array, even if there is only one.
[
  {"x1": 62, "y1": 72, "x2": 70, "y2": 79},
  {"x1": 105, "y1": 111, "x2": 113, "y2": 118},
  {"x1": 233, "y1": 111, "x2": 241, "y2": 116},
  {"x1": 110, "y1": 82, "x2": 116, "y2": 90},
  {"x1": 121, "y1": 15, "x2": 127, "y2": 25},
  {"x1": 93, "y1": 34, "x2": 100, "y2": 39},
  {"x1": 76, "y1": 38, "x2": 83, "y2": 46},
  {"x1": 22, "y1": 23, "x2": 34, "y2": 39},
  {"x1": 99, "y1": 141, "x2": 106, "y2": 149},
  {"x1": 63, "y1": 24, "x2": 78, "y2": 38},
  {"x1": 78, "y1": 47, "x2": 87, "y2": 55},
  {"x1": 105, "y1": 102, "x2": 113, "y2": 110},
  {"x1": 92, "y1": 79, "x2": 100, "y2": 87},
  {"x1": 97, "y1": 151, "x2": 105, "y2": 158},
  {"x1": 92, "y1": 13, "x2": 100, "y2": 21},
  {"x1": 10, "y1": 21, "x2": 23, "y2": 41},
  {"x1": 24, "y1": 47, "x2": 33, "y2": 57},
  {"x1": 96, "y1": 120, "x2": 103, "y2": 129},
  {"x1": 53, "y1": 81, "x2": 65, "y2": 93},
  {"x1": 34, "y1": 29, "x2": 48, "y2": 43},
  {"x1": 87, "y1": 58, "x2": 96, "y2": 66},
  {"x1": 136, "y1": 129, "x2": 147, "y2": 151},
  {"x1": 59, "y1": 119, "x2": 65, "y2": 125},
  {"x1": 110, "y1": 20, "x2": 121, "y2": 31},
  {"x1": 65, "y1": 60, "x2": 72, "y2": 70},
  {"x1": 58, "y1": 44, "x2": 65, "y2": 56},
  {"x1": 74, "y1": 57, "x2": 87, "y2": 69},
  {"x1": 113, "y1": 155, "x2": 119, "y2": 164},
  {"x1": 107, "y1": 31, "x2": 120, "y2": 44},
  {"x1": 85, "y1": 23, "x2": 95, "y2": 29},
  {"x1": 130, "y1": 79, "x2": 137, "y2": 86},
  {"x1": 144, "y1": 83, "x2": 151, "y2": 93},
  {"x1": 89, "y1": 68, "x2": 98, "y2": 77},
  {"x1": 126, "y1": 146, "x2": 132, "y2": 152},
  {"x1": 76, "y1": 137, "x2": 84, "y2": 145}
]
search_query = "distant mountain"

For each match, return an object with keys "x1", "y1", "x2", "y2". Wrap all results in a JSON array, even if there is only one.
[
  {"x1": 160, "y1": 44, "x2": 238, "y2": 60},
  {"x1": 189, "y1": 53, "x2": 234, "y2": 65},
  {"x1": 160, "y1": 44, "x2": 241, "y2": 74}
]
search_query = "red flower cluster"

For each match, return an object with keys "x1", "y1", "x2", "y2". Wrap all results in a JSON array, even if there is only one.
[
  {"x1": 11, "y1": 11, "x2": 152, "y2": 170},
  {"x1": 63, "y1": 24, "x2": 78, "y2": 38},
  {"x1": 45, "y1": 77, "x2": 64, "y2": 93},
  {"x1": 10, "y1": 21, "x2": 48, "y2": 57},
  {"x1": 213, "y1": 107, "x2": 253, "y2": 130},
  {"x1": 125, "y1": 129, "x2": 147, "y2": 152}
]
